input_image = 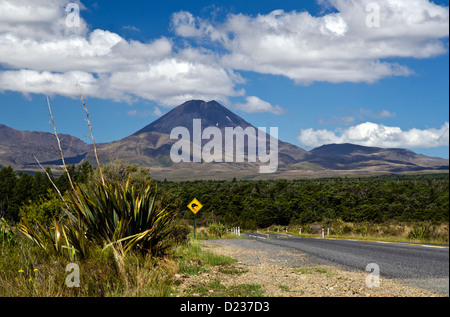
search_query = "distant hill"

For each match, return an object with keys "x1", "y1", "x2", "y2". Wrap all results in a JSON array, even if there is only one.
[
  {"x1": 84, "y1": 100, "x2": 308, "y2": 177},
  {"x1": 0, "y1": 124, "x2": 91, "y2": 171},
  {"x1": 1, "y1": 100, "x2": 448, "y2": 179},
  {"x1": 304, "y1": 143, "x2": 449, "y2": 172}
]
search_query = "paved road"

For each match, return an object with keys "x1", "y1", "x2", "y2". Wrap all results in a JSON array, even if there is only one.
[{"x1": 243, "y1": 233, "x2": 449, "y2": 294}]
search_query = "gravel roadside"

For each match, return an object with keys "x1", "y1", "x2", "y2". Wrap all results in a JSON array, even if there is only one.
[{"x1": 185, "y1": 238, "x2": 446, "y2": 297}]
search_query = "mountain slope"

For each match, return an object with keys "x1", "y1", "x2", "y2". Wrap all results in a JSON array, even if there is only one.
[
  {"x1": 86, "y1": 100, "x2": 308, "y2": 172},
  {"x1": 84, "y1": 100, "x2": 447, "y2": 179},
  {"x1": 133, "y1": 100, "x2": 253, "y2": 135},
  {"x1": 0, "y1": 124, "x2": 91, "y2": 170},
  {"x1": 304, "y1": 143, "x2": 449, "y2": 172},
  {"x1": 1, "y1": 100, "x2": 448, "y2": 180}
]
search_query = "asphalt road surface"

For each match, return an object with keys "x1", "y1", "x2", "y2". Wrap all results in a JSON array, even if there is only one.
[{"x1": 243, "y1": 232, "x2": 449, "y2": 295}]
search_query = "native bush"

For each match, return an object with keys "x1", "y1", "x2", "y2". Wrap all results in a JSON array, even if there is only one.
[
  {"x1": 207, "y1": 222, "x2": 226, "y2": 237},
  {"x1": 19, "y1": 176, "x2": 179, "y2": 261},
  {"x1": 66, "y1": 178, "x2": 178, "y2": 256}
]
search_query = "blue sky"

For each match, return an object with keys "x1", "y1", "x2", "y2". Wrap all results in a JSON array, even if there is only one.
[{"x1": 0, "y1": 0, "x2": 449, "y2": 158}]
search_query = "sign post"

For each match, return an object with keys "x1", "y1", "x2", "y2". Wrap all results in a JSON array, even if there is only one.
[{"x1": 187, "y1": 198, "x2": 203, "y2": 239}]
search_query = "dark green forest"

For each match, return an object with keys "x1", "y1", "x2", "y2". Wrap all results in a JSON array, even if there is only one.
[
  {"x1": 162, "y1": 174, "x2": 449, "y2": 229},
  {"x1": 1, "y1": 163, "x2": 448, "y2": 229},
  {"x1": 0, "y1": 163, "x2": 93, "y2": 222}
]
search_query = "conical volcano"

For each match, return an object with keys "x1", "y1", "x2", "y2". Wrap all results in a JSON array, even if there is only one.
[
  {"x1": 133, "y1": 100, "x2": 253, "y2": 135},
  {"x1": 84, "y1": 99, "x2": 307, "y2": 179},
  {"x1": 2, "y1": 99, "x2": 448, "y2": 179}
]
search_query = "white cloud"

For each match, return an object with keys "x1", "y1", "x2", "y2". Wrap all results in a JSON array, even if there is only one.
[
  {"x1": 0, "y1": 69, "x2": 99, "y2": 98},
  {"x1": 0, "y1": 0, "x2": 244, "y2": 108},
  {"x1": 173, "y1": 0, "x2": 449, "y2": 84},
  {"x1": 318, "y1": 115, "x2": 356, "y2": 126},
  {"x1": 0, "y1": 58, "x2": 243, "y2": 107},
  {"x1": 0, "y1": 30, "x2": 171, "y2": 73},
  {"x1": 171, "y1": 11, "x2": 225, "y2": 41},
  {"x1": 234, "y1": 96, "x2": 285, "y2": 115},
  {"x1": 0, "y1": 0, "x2": 448, "y2": 114},
  {"x1": 171, "y1": 11, "x2": 204, "y2": 38},
  {"x1": 121, "y1": 25, "x2": 140, "y2": 32},
  {"x1": 0, "y1": 0, "x2": 88, "y2": 39},
  {"x1": 298, "y1": 122, "x2": 450, "y2": 149},
  {"x1": 319, "y1": 108, "x2": 396, "y2": 126},
  {"x1": 359, "y1": 108, "x2": 396, "y2": 119},
  {"x1": 107, "y1": 58, "x2": 244, "y2": 106},
  {"x1": 127, "y1": 106, "x2": 162, "y2": 117}
]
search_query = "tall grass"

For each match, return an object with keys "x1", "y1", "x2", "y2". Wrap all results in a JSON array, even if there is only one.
[
  {"x1": 18, "y1": 178, "x2": 179, "y2": 261},
  {"x1": 0, "y1": 233, "x2": 178, "y2": 297}
]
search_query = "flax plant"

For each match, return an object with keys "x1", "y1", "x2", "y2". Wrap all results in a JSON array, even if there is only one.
[
  {"x1": 18, "y1": 217, "x2": 85, "y2": 261},
  {"x1": 66, "y1": 178, "x2": 177, "y2": 256},
  {"x1": 19, "y1": 94, "x2": 178, "y2": 262}
]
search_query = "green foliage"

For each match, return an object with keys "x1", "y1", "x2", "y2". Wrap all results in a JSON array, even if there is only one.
[
  {"x1": 176, "y1": 240, "x2": 237, "y2": 276},
  {"x1": 170, "y1": 220, "x2": 191, "y2": 245},
  {"x1": 2, "y1": 162, "x2": 449, "y2": 245},
  {"x1": 208, "y1": 222, "x2": 226, "y2": 237},
  {"x1": 18, "y1": 217, "x2": 88, "y2": 261},
  {"x1": 0, "y1": 235, "x2": 176, "y2": 297},
  {"x1": 18, "y1": 178, "x2": 179, "y2": 260},
  {"x1": 0, "y1": 164, "x2": 91, "y2": 221},
  {"x1": 408, "y1": 226, "x2": 428, "y2": 240},
  {"x1": 15, "y1": 161, "x2": 178, "y2": 261},
  {"x1": 0, "y1": 218, "x2": 17, "y2": 246},
  {"x1": 161, "y1": 174, "x2": 449, "y2": 229},
  {"x1": 92, "y1": 160, "x2": 152, "y2": 189},
  {"x1": 19, "y1": 190, "x2": 65, "y2": 227},
  {"x1": 66, "y1": 178, "x2": 178, "y2": 256}
]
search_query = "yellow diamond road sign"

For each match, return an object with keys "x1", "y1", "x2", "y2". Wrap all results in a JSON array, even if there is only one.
[{"x1": 188, "y1": 198, "x2": 203, "y2": 214}]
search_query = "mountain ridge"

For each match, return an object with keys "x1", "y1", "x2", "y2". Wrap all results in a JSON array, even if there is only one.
[
  {"x1": 0, "y1": 123, "x2": 92, "y2": 168},
  {"x1": 1, "y1": 100, "x2": 448, "y2": 179}
]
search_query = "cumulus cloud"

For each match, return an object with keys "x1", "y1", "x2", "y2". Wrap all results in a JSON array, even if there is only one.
[
  {"x1": 0, "y1": 30, "x2": 173, "y2": 73},
  {"x1": 234, "y1": 96, "x2": 285, "y2": 115},
  {"x1": 172, "y1": 0, "x2": 449, "y2": 84},
  {"x1": 171, "y1": 11, "x2": 205, "y2": 38},
  {"x1": 107, "y1": 58, "x2": 244, "y2": 106},
  {"x1": 0, "y1": 0, "x2": 448, "y2": 113},
  {"x1": 0, "y1": 0, "x2": 244, "y2": 108},
  {"x1": 0, "y1": 69, "x2": 99, "y2": 98},
  {"x1": 298, "y1": 122, "x2": 450, "y2": 149},
  {"x1": 0, "y1": 0, "x2": 88, "y2": 39}
]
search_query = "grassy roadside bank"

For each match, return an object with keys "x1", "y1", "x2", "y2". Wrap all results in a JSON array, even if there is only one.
[
  {"x1": 0, "y1": 225, "x2": 256, "y2": 297},
  {"x1": 255, "y1": 221, "x2": 449, "y2": 245},
  {"x1": 1, "y1": 222, "x2": 448, "y2": 297}
]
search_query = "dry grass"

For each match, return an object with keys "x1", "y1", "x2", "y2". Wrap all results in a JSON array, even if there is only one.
[{"x1": 0, "y1": 235, "x2": 180, "y2": 297}]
